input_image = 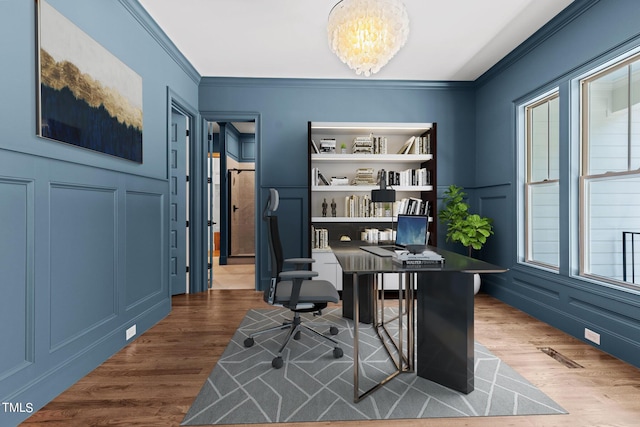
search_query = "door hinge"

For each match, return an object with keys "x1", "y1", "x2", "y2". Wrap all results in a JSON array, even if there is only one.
[
  {"x1": 207, "y1": 177, "x2": 212, "y2": 184},
  {"x1": 186, "y1": 266, "x2": 190, "y2": 273},
  {"x1": 186, "y1": 175, "x2": 189, "y2": 182},
  {"x1": 207, "y1": 263, "x2": 212, "y2": 270},
  {"x1": 186, "y1": 129, "x2": 190, "y2": 137},
  {"x1": 186, "y1": 220, "x2": 189, "y2": 227}
]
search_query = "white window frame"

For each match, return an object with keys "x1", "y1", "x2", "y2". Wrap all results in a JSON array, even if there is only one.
[
  {"x1": 579, "y1": 50, "x2": 640, "y2": 290},
  {"x1": 518, "y1": 89, "x2": 560, "y2": 271}
]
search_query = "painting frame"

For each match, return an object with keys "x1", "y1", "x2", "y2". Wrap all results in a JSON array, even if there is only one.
[{"x1": 36, "y1": 0, "x2": 143, "y2": 163}]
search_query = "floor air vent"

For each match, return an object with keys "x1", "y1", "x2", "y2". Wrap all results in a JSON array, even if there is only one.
[{"x1": 538, "y1": 347, "x2": 584, "y2": 368}]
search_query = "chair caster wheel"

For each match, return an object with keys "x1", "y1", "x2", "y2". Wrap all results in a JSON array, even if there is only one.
[
  {"x1": 244, "y1": 337, "x2": 254, "y2": 347},
  {"x1": 333, "y1": 347, "x2": 343, "y2": 359},
  {"x1": 272, "y1": 356, "x2": 284, "y2": 369},
  {"x1": 329, "y1": 326, "x2": 339, "y2": 335},
  {"x1": 294, "y1": 331, "x2": 301, "y2": 340}
]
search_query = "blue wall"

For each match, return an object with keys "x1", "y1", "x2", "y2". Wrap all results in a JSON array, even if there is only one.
[
  {"x1": 0, "y1": 0, "x2": 199, "y2": 424},
  {"x1": 3, "y1": 0, "x2": 640, "y2": 424},
  {"x1": 475, "y1": 0, "x2": 640, "y2": 368},
  {"x1": 199, "y1": 0, "x2": 640, "y2": 370},
  {"x1": 199, "y1": 79, "x2": 476, "y2": 290}
]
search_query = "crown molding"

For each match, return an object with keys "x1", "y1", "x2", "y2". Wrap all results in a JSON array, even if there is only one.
[
  {"x1": 199, "y1": 77, "x2": 475, "y2": 91},
  {"x1": 119, "y1": 0, "x2": 201, "y2": 85},
  {"x1": 475, "y1": 0, "x2": 601, "y2": 87}
]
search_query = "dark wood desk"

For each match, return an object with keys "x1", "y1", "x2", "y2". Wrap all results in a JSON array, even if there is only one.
[{"x1": 331, "y1": 241, "x2": 506, "y2": 402}]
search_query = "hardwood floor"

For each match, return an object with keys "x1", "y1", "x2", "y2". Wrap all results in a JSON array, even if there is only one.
[
  {"x1": 23, "y1": 292, "x2": 640, "y2": 426},
  {"x1": 209, "y1": 258, "x2": 255, "y2": 290}
]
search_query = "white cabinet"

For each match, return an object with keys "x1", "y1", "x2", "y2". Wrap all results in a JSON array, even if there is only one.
[{"x1": 312, "y1": 249, "x2": 343, "y2": 290}]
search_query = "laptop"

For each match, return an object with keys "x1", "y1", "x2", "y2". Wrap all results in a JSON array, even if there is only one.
[{"x1": 360, "y1": 215, "x2": 429, "y2": 257}]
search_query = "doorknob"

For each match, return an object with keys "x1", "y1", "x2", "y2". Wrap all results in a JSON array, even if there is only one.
[{"x1": 233, "y1": 205, "x2": 239, "y2": 212}]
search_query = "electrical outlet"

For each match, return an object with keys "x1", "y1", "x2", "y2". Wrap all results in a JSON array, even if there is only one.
[
  {"x1": 126, "y1": 324, "x2": 136, "y2": 341},
  {"x1": 584, "y1": 328, "x2": 600, "y2": 345}
]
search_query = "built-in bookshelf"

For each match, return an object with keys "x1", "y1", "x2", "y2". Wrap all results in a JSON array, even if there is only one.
[
  {"x1": 308, "y1": 121, "x2": 437, "y2": 247},
  {"x1": 307, "y1": 122, "x2": 437, "y2": 291}
]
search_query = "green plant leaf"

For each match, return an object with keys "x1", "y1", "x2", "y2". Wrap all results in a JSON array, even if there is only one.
[{"x1": 439, "y1": 185, "x2": 494, "y2": 253}]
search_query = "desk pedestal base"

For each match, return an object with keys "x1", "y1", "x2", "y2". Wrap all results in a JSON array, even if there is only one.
[
  {"x1": 416, "y1": 271, "x2": 474, "y2": 394},
  {"x1": 342, "y1": 274, "x2": 375, "y2": 324}
]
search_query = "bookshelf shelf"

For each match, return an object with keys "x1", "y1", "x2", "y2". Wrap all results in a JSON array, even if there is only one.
[
  {"x1": 312, "y1": 154, "x2": 433, "y2": 162},
  {"x1": 312, "y1": 185, "x2": 433, "y2": 192},
  {"x1": 312, "y1": 216, "x2": 433, "y2": 223}
]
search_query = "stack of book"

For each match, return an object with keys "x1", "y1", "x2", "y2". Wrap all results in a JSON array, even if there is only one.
[
  {"x1": 352, "y1": 168, "x2": 377, "y2": 185},
  {"x1": 352, "y1": 135, "x2": 374, "y2": 154}
]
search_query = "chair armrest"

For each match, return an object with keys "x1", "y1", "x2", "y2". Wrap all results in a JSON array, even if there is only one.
[
  {"x1": 284, "y1": 257, "x2": 315, "y2": 270},
  {"x1": 285, "y1": 257, "x2": 315, "y2": 265},
  {"x1": 279, "y1": 270, "x2": 318, "y2": 309},
  {"x1": 279, "y1": 270, "x2": 318, "y2": 280}
]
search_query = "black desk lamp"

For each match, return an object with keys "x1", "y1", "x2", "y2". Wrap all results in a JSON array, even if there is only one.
[{"x1": 371, "y1": 169, "x2": 396, "y2": 203}]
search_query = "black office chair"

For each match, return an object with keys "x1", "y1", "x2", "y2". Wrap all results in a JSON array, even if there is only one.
[{"x1": 243, "y1": 188, "x2": 343, "y2": 369}]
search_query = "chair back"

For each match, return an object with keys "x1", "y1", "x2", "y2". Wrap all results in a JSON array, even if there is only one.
[{"x1": 264, "y1": 189, "x2": 284, "y2": 304}]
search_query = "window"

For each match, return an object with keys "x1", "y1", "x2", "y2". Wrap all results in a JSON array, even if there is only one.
[
  {"x1": 524, "y1": 93, "x2": 560, "y2": 269},
  {"x1": 581, "y1": 53, "x2": 640, "y2": 287}
]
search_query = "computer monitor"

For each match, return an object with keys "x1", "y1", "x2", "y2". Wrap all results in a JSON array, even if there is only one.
[{"x1": 395, "y1": 215, "x2": 428, "y2": 247}]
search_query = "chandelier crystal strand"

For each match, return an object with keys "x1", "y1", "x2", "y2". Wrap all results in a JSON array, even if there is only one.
[{"x1": 328, "y1": 0, "x2": 409, "y2": 76}]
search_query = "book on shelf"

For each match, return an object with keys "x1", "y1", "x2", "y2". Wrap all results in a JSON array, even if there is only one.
[
  {"x1": 343, "y1": 194, "x2": 395, "y2": 218},
  {"x1": 311, "y1": 168, "x2": 330, "y2": 186},
  {"x1": 397, "y1": 198, "x2": 430, "y2": 216},
  {"x1": 352, "y1": 135, "x2": 373, "y2": 154},
  {"x1": 395, "y1": 134, "x2": 432, "y2": 155},
  {"x1": 318, "y1": 171, "x2": 329, "y2": 185},
  {"x1": 397, "y1": 136, "x2": 415, "y2": 154},
  {"x1": 352, "y1": 168, "x2": 376, "y2": 185},
  {"x1": 311, "y1": 226, "x2": 329, "y2": 250},
  {"x1": 393, "y1": 167, "x2": 430, "y2": 187},
  {"x1": 350, "y1": 134, "x2": 388, "y2": 155},
  {"x1": 392, "y1": 257, "x2": 443, "y2": 267},
  {"x1": 373, "y1": 136, "x2": 387, "y2": 154},
  {"x1": 319, "y1": 139, "x2": 336, "y2": 153},
  {"x1": 310, "y1": 139, "x2": 319, "y2": 154},
  {"x1": 362, "y1": 227, "x2": 395, "y2": 243},
  {"x1": 331, "y1": 176, "x2": 349, "y2": 186}
]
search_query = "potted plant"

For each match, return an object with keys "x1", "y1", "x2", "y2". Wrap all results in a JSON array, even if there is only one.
[{"x1": 439, "y1": 184, "x2": 494, "y2": 293}]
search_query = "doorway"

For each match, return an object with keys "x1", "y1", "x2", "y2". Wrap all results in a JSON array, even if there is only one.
[
  {"x1": 206, "y1": 119, "x2": 256, "y2": 290},
  {"x1": 229, "y1": 168, "x2": 255, "y2": 258}
]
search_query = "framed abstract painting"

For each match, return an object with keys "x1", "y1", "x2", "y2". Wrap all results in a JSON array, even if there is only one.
[{"x1": 36, "y1": 0, "x2": 143, "y2": 163}]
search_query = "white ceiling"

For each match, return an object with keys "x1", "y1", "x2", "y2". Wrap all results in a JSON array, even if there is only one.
[{"x1": 137, "y1": 0, "x2": 574, "y2": 81}]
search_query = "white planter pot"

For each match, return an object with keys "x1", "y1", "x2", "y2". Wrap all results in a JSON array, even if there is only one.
[{"x1": 473, "y1": 273, "x2": 481, "y2": 295}]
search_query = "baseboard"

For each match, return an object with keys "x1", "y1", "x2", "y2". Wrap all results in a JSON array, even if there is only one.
[{"x1": 3, "y1": 298, "x2": 171, "y2": 426}]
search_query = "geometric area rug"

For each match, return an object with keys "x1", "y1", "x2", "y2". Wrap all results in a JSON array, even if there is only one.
[{"x1": 183, "y1": 308, "x2": 566, "y2": 425}]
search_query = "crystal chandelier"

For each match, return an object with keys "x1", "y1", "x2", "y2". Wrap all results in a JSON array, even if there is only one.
[{"x1": 327, "y1": 0, "x2": 410, "y2": 77}]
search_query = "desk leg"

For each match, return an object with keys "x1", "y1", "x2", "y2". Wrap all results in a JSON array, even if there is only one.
[
  {"x1": 416, "y1": 271, "x2": 474, "y2": 394},
  {"x1": 352, "y1": 272, "x2": 360, "y2": 403},
  {"x1": 342, "y1": 273, "x2": 375, "y2": 324},
  {"x1": 352, "y1": 272, "x2": 413, "y2": 403}
]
